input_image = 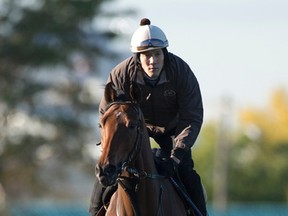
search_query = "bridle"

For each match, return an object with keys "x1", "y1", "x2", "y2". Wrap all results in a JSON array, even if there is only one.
[
  {"x1": 102, "y1": 100, "x2": 143, "y2": 174},
  {"x1": 100, "y1": 100, "x2": 166, "y2": 216},
  {"x1": 102, "y1": 100, "x2": 166, "y2": 179}
]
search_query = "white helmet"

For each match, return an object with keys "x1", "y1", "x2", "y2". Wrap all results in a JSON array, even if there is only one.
[{"x1": 130, "y1": 18, "x2": 169, "y2": 53}]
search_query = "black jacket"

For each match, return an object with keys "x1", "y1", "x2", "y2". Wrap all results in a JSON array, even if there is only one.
[{"x1": 99, "y1": 52, "x2": 203, "y2": 151}]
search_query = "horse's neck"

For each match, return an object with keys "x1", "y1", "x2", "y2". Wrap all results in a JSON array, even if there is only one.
[
  {"x1": 133, "y1": 132, "x2": 161, "y2": 213},
  {"x1": 112, "y1": 138, "x2": 160, "y2": 216},
  {"x1": 136, "y1": 130, "x2": 158, "y2": 173}
]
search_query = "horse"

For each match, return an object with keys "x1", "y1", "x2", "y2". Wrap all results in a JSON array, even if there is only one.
[{"x1": 96, "y1": 82, "x2": 188, "y2": 216}]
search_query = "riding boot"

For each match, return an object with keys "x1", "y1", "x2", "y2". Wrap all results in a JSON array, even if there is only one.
[
  {"x1": 89, "y1": 178, "x2": 118, "y2": 216},
  {"x1": 89, "y1": 179, "x2": 106, "y2": 216},
  {"x1": 178, "y1": 161, "x2": 208, "y2": 216}
]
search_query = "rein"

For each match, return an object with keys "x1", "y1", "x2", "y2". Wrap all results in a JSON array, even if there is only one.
[{"x1": 122, "y1": 166, "x2": 167, "y2": 180}]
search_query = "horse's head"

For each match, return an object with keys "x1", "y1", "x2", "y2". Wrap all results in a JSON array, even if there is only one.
[{"x1": 96, "y1": 82, "x2": 143, "y2": 187}]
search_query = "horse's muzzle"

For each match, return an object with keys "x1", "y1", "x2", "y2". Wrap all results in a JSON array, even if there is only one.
[{"x1": 96, "y1": 164, "x2": 118, "y2": 187}]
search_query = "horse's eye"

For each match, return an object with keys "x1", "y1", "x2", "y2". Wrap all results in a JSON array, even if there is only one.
[{"x1": 98, "y1": 123, "x2": 102, "y2": 129}]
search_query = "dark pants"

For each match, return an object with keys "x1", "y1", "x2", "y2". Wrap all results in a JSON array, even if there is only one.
[
  {"x1": 89, "y1": 134, "x2": 207, "y2": 216},
  {"x1": 89, "y1": 180, "x2": 105, "y2": 216}
]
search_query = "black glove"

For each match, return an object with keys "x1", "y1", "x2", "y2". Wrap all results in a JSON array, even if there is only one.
[
  {"x1": 171, "y1": 147, "x2": 187, "y2": 164},
  {"x1": 157, "y1": 158, "x2": 178, "y2": 177}
]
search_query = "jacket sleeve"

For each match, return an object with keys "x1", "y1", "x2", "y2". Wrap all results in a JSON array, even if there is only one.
[{"x1": 172, "y1": 57, "x2": 203, "y2": 158}]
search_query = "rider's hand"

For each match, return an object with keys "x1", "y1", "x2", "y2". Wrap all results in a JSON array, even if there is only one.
[
  {"x1": 158, "y1": 158, "x2": 178, "y2": 177},
  {"x1": 171, "y1": 147, "x2": 187, "y2": 164}
]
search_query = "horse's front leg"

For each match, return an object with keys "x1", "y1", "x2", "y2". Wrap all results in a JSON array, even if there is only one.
[{"x1": 106, "y1": 188, "x2": 135, "y2": 216}]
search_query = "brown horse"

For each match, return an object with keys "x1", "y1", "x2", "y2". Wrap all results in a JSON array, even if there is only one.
[{"x1": 96, "y1": 82, "x2": 188, "y2": 216}]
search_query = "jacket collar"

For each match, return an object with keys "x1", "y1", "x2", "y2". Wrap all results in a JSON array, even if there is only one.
[{"x1": 135, "y1": 68, "x2": 168, "y2": 85}]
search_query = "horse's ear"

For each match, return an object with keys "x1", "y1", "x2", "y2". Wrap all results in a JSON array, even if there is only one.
[
  {"x1": 129, "y1": 82, "x2": 142, "y2": 103},
  {"x1": 104, "y1": 82, "x2": 117, "y2": 103},
  {"x1": 105, "y1": 82, "x2": 127, "y2": 103}
]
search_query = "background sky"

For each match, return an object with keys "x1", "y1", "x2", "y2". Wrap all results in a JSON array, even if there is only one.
[{"x1": 108, "y1": 0, "x2": 288, "y2": 120}]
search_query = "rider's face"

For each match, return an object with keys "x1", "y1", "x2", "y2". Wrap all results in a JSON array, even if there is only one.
[{"x1": 139, "y1": 49, "x2": 164, "y2": 78}]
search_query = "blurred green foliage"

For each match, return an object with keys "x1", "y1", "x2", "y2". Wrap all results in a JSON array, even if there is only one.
[{"x1": 194, "y1": 88, "x2": 288, "y2": 204}]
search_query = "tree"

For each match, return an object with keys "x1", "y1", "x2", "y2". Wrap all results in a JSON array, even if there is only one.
[
  {"x1": 192, "y1": 89, "x2": 288, "y2": 207},
  {"x1": 0, "y1": 0, "x2": 133, "y2": 203},
  {"x1": 229, "y1": 88, "x2": 288, "y2": 202},
  {"x1": 193, "y1": 123, "x2": 217, "y2": 202}
]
